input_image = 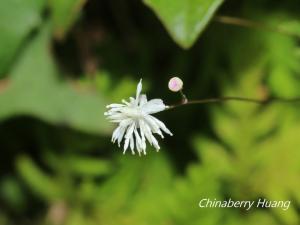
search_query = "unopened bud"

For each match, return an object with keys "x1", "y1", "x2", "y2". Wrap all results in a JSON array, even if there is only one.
[{"x1": 168, "y1": 77, "x2": 183, "y2": 92}]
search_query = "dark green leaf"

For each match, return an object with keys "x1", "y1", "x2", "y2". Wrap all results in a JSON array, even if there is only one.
[{"x1": 143, "y1": 0, "x2": 224, "y2": 48}]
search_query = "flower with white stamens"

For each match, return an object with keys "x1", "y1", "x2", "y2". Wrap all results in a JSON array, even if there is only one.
[{"x1": 104, "y1": 79, "x2": 173, "y2": 155}]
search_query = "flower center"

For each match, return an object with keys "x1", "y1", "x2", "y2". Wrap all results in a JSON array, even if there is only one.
[{"x1": 123, "y1": 107, "x2": 144, "y2": 119}]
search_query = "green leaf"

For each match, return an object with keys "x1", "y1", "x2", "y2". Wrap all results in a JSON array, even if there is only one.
[
  {"x1": 66, "y1": 156, "x2": 111, "y2": 177},
  {"x1": 143, "y1": 0, "x2": 224, "y2": 48},
  {"x1": 171, "y1": 15, "x2": 300, "y2": 224},
  {"x1": 16, "y1": 155, "x2": 63, "y2": 200},
  {"x1": 0, "y1": 0, "x2": 45, "y2": 74},
  {"x1": 0, "y1": 25, "x2": 112, "y2": 135},
  {"x1": 0, "y1": 177, "x2": 25, "y2": 210},
  {"x1": 264, "y1": 23, "x2": 300, "y2": 97},
  {"x1": 187, "y1": 19, "x2": 300, "y2": 224},
  {"x1": 170, "y1": 162, "x2": 224, "y2": 225},
  {"x1": 46, "y1": 153, "x2": 112, "y2": 177},
  {"x1": 49, "y1": 0, "x2": 86, "y2": 39},
  {"x1": 95, "y1": 152, "x2": 174, "y2": 224}
]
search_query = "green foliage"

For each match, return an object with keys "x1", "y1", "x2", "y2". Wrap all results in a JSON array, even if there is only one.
[
  {"x1": 144, "y1": 0, "x2": 224, "y2": 48},
  {"x1": 0, "y1": 0, "x2": 45, "y2": 74},
  {"x1": 17, "y1": 155, "x2": 64, "y2": 201},
  {"x1": 45, "y1": 152, "x2": 112, "y2": 177},
  {"x1": 171, "y1": 16, "x2": 300, "y2": 225},
  {"x1": 49, "y1": 0, "x2": 86, "y2": 39},
  {"x1": 0, "y1": 176, "x2": 25, "y2": 211},
  {"x1": 263, "y1": 19, "x2": 300, "y2": 97},
  {"x1": 0, "y1": 25, "x2": 112, "y2": 135}
]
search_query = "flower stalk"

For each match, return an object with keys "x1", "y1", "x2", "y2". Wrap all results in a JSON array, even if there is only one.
[{"x1": 167, "y1": 96, "x2": 300, "y2": 110}]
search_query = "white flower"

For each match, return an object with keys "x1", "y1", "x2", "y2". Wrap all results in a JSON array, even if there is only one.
[{"x1": 104, "y1": 79, "x2": 173, "y2": 155}]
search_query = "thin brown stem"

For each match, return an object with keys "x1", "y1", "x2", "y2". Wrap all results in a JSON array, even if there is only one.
[
  {"x1": 167, "y1": 96, "x2": 300, "y2": 110},
  {"x1": 214, "y1": 15, "x2": 300, "y2": 39}
]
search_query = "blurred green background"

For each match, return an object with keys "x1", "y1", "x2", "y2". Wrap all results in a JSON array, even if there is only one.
[{"x1": 0, "y1": 0, "x2": 300, "y2": 224}]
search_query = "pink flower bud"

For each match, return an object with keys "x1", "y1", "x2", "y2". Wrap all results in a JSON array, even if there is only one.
[{"x1": 168, "y1": 77, "x2": 183, "y2": 92}]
